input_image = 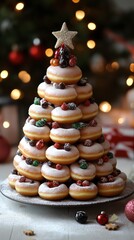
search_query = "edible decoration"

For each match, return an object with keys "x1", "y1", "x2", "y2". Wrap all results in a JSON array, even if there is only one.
[
  {"x1": 105, "y1": 223, "x2": 119, "y2": 230},
  {"x1": 96, "y1": 211, "x2": 109, "y2": 225},
  {"x1": 35, "y1": 119, "x2": 47, "y2": 127},
  {"x1": 75, "y1": 211, "x2": 88, "y2": 224},
  {"x1": 125, "y1": 199, "x2": 134, "y2": 222},
  {"x1": 79, "y1": 159, "x2": 88, "y2": 169}
]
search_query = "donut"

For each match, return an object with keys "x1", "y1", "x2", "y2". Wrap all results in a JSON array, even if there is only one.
[
  {"x1": 79, "y1": 119, "x2": 102, "y2": 141},
  {"x1": 15, "y1": 176, "x2": 40, "y2": 196},
  {"x1": 97, "y1": 176, "x2": 125, "y2": 197},
  {"x1": 50, "y1": 124, "x2": 80, "y2": 144},
  {"x1": 74, "y1": 82, "x2": 93, "y2": 104},
  {"x1": 77, "y1": 140, "x2": 104, "y2": 161},
  {"x1": 69, "y1": 181, "x2": 98, "y2": 200},
  {"x1": 46, "y1": 143, "x2": 79, "y2": 165},
  {"x1": 23, "y1": 117, "x2": 50, "y2": 142},
  {"x1": 70, "y1": 160, "x2": 96, "y2": 181},
  {"x1": 79, "y1": 99, "x2": 98, "y2": 121},
  {"x1": 101, "y1": 139, "x2": 110, "y2": 154},
  {"x1": 28, "y1": 98, "x2": 53, "y2": 121},
  {"x1": 46, "y1": 65, "x2": 82, "y2": 85},
  {"x1": 106, "y1": 152, "x2": 117, "y2": 168},
  {"x1": 41, "y1": 162, "x2": 70, "y2": 182},
  {"x1": 44, "y1": 83, "x2": 77, "y2": 105},
  {"x1": 112, "y1": 168, "x2": 127, "y2": 181},
  {"x1": 37, "y1": 76, "x2": 52, "y2": 98},
  {"x1": 94, "y1": 158, "x2": 113, "y2": 177},
  {"x1": 8, "y1": 169, "x2": 22, "y2": 189},
  {"x1": 13, "y1": 153, "x2": 23, "y2": 169},
  {"x1": 51, "y1": 103, "x2": 82, "y2": 124},
  {"x1": 17, "y1": 159, "x2": 43, "y2": 181},
  {"x1": 38, "y1": 181, "x2": 69, "y2": 200},
  {"x1": 18, "y1": 137, "x2": 47, "y2": 162}
]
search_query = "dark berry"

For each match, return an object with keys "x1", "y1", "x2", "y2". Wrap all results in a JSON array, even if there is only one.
[
  {"x1": 77, "y1": 77, "x2": 88, "y2": 86},
  {"x1": 90, "y1": 119, "x2": 97, "y2": 127},
  {"x1": 12, "y1": 169, "x2": 18, "y2": 175},
  {"x1": 64, "y1": 143, "x2": 71, "y2": 151},
  {"x1": 84, "y1": 139, "x2": 92, "y2": 147},
  {"x1": 68, "y1": 102, "x2": 76, "y2": 110},
  {"x1": 43, "y1": 75, "x2": 51, "y2": 84},
  {"x1": 29, "y1": 140, "x2": 36, "y2": 147},
  {"x1": 97, "y1": 135, "x2": 105, "y2": 143},
  {"x1": 79, "y1": 160, "x2": 88, "y2": 169},
  {"x1": 107, "y1": 152, "x2": 114, "y2": 159},
  {"x1": 26, "y1": 158, "x2": 33, "y2": 165},
  {"x1": 19, "y1": 176, "x2": 26, "y2": 182},
  {"x1": 59, "y1": 57, "x2": 68, "y2": 68},
  {"x1": 59, "y1": 82, "x2": 66, "y2": 89},
  {"x1": 89, "y1": 97, "x2": 95, "y2": 103},
  {"x1": 99, "y1": 176, "x2": 108, "y2": 183},
  {"x1": 40, "y1": 99, "x2": 48, "y2": 108},
  {"x1": 75, "y1": 211, "x2": 88, "y2": 224}
]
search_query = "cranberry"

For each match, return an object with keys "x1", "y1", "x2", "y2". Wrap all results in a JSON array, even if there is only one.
[
  {"x1": 76, "y1": 180, "x2": 83, "y2": 186},
  {"x1": 54, "y1": 49, "x2": 60, "y2": 59},
  {"x1": 103, "y1": 155, "x2": 109, "y2": 162},
  {"x1": 84, "y1": 100, "x2": 90, "y2": 106},
  {"x1": 69, "y1": 56, "x2": 77, "y2": 67},
  {"x1": 84, "y1": 139, "x2": 92, "y2": 147},
  {"x1": 52, "y1": 122, "x2": 60, "y2": 129},
  {"x1": 36, "y1": 139, "x2": 44, "y2": 149},
  {"x1": 54, "y1": 142, "x2": 61, "y2": 149},
  {"x1": 56, "y1": 164, "x2": 62, "y2": 170},
  {"x1": 82, "y1": 180, "x2": 90, "y2": 186},
  {"x1": 61, "y1": 102, "x2": 68, "y2": 110},
  {"x1": 52, "y1": 181, "x2": 60, "y2": 187},
  {"x1": 90, "y1": 119, "x2": 97, "y2": 127},
  {"x1": 47, "y1": 181, "x2": 53, "y2": 188}
]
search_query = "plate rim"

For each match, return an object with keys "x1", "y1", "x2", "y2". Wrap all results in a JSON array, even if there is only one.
[{"x1": 0, "y1": 179, "x2": 134, "y2": 207}]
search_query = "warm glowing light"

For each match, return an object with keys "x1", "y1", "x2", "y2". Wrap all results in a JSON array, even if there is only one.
[
  {"x1": 18, "y1": 71, "x2": 31, "y2": 83},
  {"x1": 99, "y1": 101, "x2": 112, "y2": 113},
  {"x1": 118, "y1": 117, "x2": 125, "y2": 125},
  {"x1": 111, "y1": 61, "x2": 119, "y2": 70},
  {"x1": 130, "y1": 63, "x2": 134, "y2": 72},
  {"x1": 3, "y1": 121, "x2": 10, "y2": 129},
  {"x1": 72, "y1": 0, "x2": 80, "y2": 3},
  {"x1": 75, "y1": 10, "x2": 85, "y2": 20},
  {"x1": 87, "y1": 40, "x2": 96, "y2": 49},
  {"x1": 45, "y1": 48, "x2": 53, "y2": 57},
  {"x1": 0, "y1": 70, "x2": 8, "y2": 79},
  {"x1": 87, "y1": 22, "x2": 96, "y2": 30},
  {"x1": 126, "y1": 76, "x2": 134, "y2": 86},
  {"x1": 33, "y1": 38, "x2": 41, "y2": 46},
  {"x1": 15, "y1": 2, "x2": 24, "y2": 11},
  {"x1": 10, "y1": 89, "x2": 22, "y2": 100}
]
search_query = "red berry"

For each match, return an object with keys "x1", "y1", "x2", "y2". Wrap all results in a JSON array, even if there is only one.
[
  {"x1": 47, "y1": 181, "x2": 53, "y2": 188},
  {"x1": 82, "y1": 180, "x2": 90, "y2": 186},
  {"x1": 54, "y1": 49, "x2": 60, "y2": 59},
  {"x1": 52, "y1": 122, "x2": 60, "y2": 129},
  {"x1": 76, "y1": 180, "x2": 82, "y2": 186},
  {"x1": 61, "y1": 102, "x2": 68, "y2": 110},
  {"x1": 56, "y1": 164, "x2": 62, "y2": 170},
  {"x1": 54, "y1": 142, "x2": 61, "y2": 149},
  {"x1": 84, "y1": 100, "x2": 90, "y2": 106},
  {"x1": 96, "y1": 211, "x2": 109, "y2": 225},
  {"x1": 103, "y1": 155, "x2": 109, "y2": 162},
  {"x1": 52, "y1": 181, "x2": 60, "y2": 187},
  {"x1": 69, "y1": 56, "x2": 77, "y2": 67},
  {"x1": 36, "y1": 139, "x2": 44, "y2": 149}
]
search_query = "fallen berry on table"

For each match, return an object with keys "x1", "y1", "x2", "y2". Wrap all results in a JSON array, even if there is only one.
[{"x1": 75, "y1": 211, "x2": 88, "y2": 224}]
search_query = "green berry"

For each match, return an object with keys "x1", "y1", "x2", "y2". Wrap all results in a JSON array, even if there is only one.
[
  {"x1": 32, "y1": 160, "x2": 39, "y2": 166},
  {"x1": 35, "y1": 119, "x2": 47, "y2": 127},
  {"x1": 34, "y1": 97, "x2": 40, "y2": 105},
  {"x1": 79, "y1": 161, "x2": 88, "y2": 169}
]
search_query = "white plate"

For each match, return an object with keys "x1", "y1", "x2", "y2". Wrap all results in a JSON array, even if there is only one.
[{"x1": 1, "y1": 179, "x2": 134, "y2": 207}]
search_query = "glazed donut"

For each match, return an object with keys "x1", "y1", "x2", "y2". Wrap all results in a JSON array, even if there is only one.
[
  {"x1": 97, "y1": 176, "x2": 125, "y2": 197},
  {"x1": 69, "y1": 181, "x2": 98, "y2": 200},
  {"x1": 38, "y1": 181, "x2": 69, "y2": 200},
  {"x1": 79, "y1": 99, "x2": 98, "y2": 121},
  {"x1": 46, "y1": 65, "x2": 82, "y2": 85},
  {"x1": 18, "y1": 137, "x2": 47, "y2": 162},
  {"x1": 79, "y1": 119, "x2": 102, "y2": 141},
  {"x1": 74, "y1": 82, "x2": 93, "y2": 104},
  {"x1": 37, "y1": 76, "x2": 52, "y2": 98},
  {"x1": 44, "y1": 83, "x2": 77, "y2": 105},
  {"x1": 23, "y1": 117, "x2": 50, "y2": 142},
  {"x1": 77, "y1": 140, "x2": 104, "y2": 161},
  {"x1": 8, "y1": 169, "x2": 22, "y2": 189},
  {"x1": 17, "y1": 159, "x2": 43, "y2": 181},
  {"x1": 51, "y1": 103, "x2": 82, "y2": 124},
  {"x1": 50, "y1": 125, "x2": 80, "y2": 144},
  {"x1": 13, "y1": 153, "x2": 23, "y2": 169},
  {"x1": 41, "y1": 162, "x2": 70, "y2": 182},
  {"x1": 70, "y1": 160, "x2": 96, "y2": 181},
  {"x1": 28, "y1": 98, "x2": 53, "y2": 121},
  {"x1": 94, "y1": 159, "x2": 113, "y2": 177},
  {"x1": 46, "y1": 144, "x2": 79, "y2": 165},
  {"x1": 15, "y1": 176, "x2": 40, "y2": 196}
]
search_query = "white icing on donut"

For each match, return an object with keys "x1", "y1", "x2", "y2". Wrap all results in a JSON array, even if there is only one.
[
  {"x1": 8, "y1": 173, "x2": 21, "y2": 181},
  {"x1": 46, "y1": 145, "x2": 79, "y2": 160},
  {"x1": 70, "y1": 162, "x2": 96, "y2": 177},
  {"x1": 23, "y1": 121, "x2": 50, "y2": 140},
  {"x1": 79, "y1": 102, "x2": 98, "y2": 119},
  {"x1": 28, "y1": 104, "x2": 53, "y2": 120},
  {"x1": 50, "y1": 127, "x2": 80, "y2": 143},
  {"x1": 101, "y1": 140, "x2": 110, "y2": 153},
  {"x1": 98, "y1": 176, "x2": 124, "y2": 187},
  {"x1": 15, "y1": 179, "x2": 40, "y2": 188},
  {"x1": 77, "y1": 143, "x2": 104, "y2": 156},
  {"x1": 51, "y1": 107, "x2": 82, "y2": 123},
  {"x1": 18, "y1": 160, "x2": 42, "y2": 173},
  {"x1": 95, "y1": 162, "x2": 113, "y2": 176},
  {"x1": 80, "y1": 123, "x2": 102, "y2": 140},
  {"x1": 13, "y1": 155, "x2": 23, "y2": 167},
  {"x1": 108, "y1": 156, "x2": 117, "y2": 167},
  {"x1": 38, "y1": 182, "x2": 68, "y2": 194},
  {"x1": 69, "y1": 182, "x2": 97, "y2": 191},
  {"x1": 41, "y1": 162, "x2": 70, "y2": 178},
  {"x1": 37, "y1": 81, "x2": 52, "y2": 98}
]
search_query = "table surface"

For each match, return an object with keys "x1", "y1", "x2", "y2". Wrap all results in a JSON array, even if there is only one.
[{"x1": 0, "y1": 148, "x2": 134, "y2": 240}]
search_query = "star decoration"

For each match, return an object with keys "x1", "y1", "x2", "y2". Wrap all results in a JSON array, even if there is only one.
[{"x1": 52, "y1": 22, "x2": 77, "y2": 49}]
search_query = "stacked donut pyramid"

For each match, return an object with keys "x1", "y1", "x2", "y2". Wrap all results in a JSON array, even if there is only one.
[{"x1": 8, "y1": 23, "x2": 127, "y2": 201}]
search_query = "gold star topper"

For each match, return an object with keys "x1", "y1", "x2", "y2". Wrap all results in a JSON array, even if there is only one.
[{"x1": 52, "y1": 22, "x2": 77, "y2": 49}]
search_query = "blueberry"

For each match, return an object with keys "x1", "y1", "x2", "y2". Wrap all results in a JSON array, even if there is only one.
[{"x1": 75, "y1": 211, "x2": 88, "y2": 224}]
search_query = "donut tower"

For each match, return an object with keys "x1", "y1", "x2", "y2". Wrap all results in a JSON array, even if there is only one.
[{"x1": 8, "y1": 23, "x2": 127, "y2": 200}]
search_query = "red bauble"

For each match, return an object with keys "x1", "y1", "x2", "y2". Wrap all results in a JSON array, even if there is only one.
[
  {"x1": 0, "y1": 136, "x2": 11, "y2": 163},
  {"x1": 29, "y1": 45, "x2": 44, "y2": 59},
  {"x1": 125, "y1": 199, "x2": 134, "y2": 222},
  {"x1": 8, "y1": 50, "x2": 24, "y2": 65},
  {"x1": 96, "y1": 211, "x2": 109, "y2": 225}
]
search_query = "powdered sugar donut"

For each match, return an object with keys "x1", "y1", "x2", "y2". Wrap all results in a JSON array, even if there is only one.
[
  {"x1": 97, "y1": 176, "x2": 125, "y2": 197},
  {"x1": 80, "y1": 119, "x2": 102, "y2": 141},
  {"x1": 13, "y1": 153, "x2": 23, "y2": 168},
  {"x1": 112, "y1": 168, "x2": 127, "y2": 181},
  {"x1": 106, "y1": 152, "x2": 117, "y2": 168},
  {"x1": 70, "y1": 160, "x2": 96, "y2": 181},
  {"x1": 41, "y1": 162, "x2": 70, "y2": 182},
  {"x1": 79, "y1": 99, "x2": 98, "y2": 121},
  {"x1": 94, "y1": 159, "x2": 113, "y2": 177},
  {"x1": 101, "y1": 139, "x2": 110, "y2": 154},
  {"x1": 23, "y1": 117, "x2": 50, "y2": 142},
  {"x1": 45, "y1": 83, "x2": 77, "y2": 105},
  {"x1": 8, "y1": 170, "x2": 22, "y2": 189},
  {"x1": 15, "y1": 176, "x2": 40, "y2": 196},
  {"x1": 18, "y1": 137, "x2": 47, "y2": 162},
  {"x1": 51, "y1": 103, "x2": 82, "y2": 124},
  {"x1": 46, "y1": 65, "x2": 82, "y2": 84},
  {"x1": 69, "y1": 181, "x2": 98, "y2": 200},
  {"x1": 38, "y1": 181, "x2": 69, "y2": 200},
  {"x1": 77, "y1": 140, "x2": 104, "y2": 161},
  {"x1": 17, "y1": 159, "x2": 43, "y2": 181},
  {"x1": 46, "y1": 144, "x2": 79, "y2": 165},
  {"x1": 74, "y1": 81, "x2": 93, "y2": 104},
  {"x1": 37, "y1": 76, "x2": 52, "y2": 98}
]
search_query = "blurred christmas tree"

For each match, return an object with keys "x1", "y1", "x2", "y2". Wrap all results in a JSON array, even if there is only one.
[{"x1": 0, "y1": 0, "x2": 134, "y2": 108}]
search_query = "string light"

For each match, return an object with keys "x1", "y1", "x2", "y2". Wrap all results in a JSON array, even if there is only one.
[
  {"x1": 45, "y1": 48, "x2": 53, "y2": 57},
  {"x1": 75, "y1": 10, "x2": 85, "y2": 20},
  {"x1": 72, "y1": 0, "x2": 80, "y2": 3},
  {"x1": 10, "y1": 89, "x2": 22, "y2": 100},
  {"x1": 111, "y1": 61, "x2": 119, "y2": 70},
  {"x1": 3, "y1": 121, "x2": 10, "y2": 129},
  {"x1": 18, "y1": 71, "x2": 31, "y2": 83},
  {"x1": 99, "y1": 101, "x2": 112, "y2": 113},
  {"x1": 87, "y1": 40, "x2": 96, "y2": 49},
  {"x1": 15, "y1": 2, "x2": 24, "y2": 11},
  {"x1": 118, "y1": 117, "x2": 125, "y2": 125},
  {"x1": 33, "y1": 38, "x2": 41, "y2": 46},
  {"x1": 129, "y1": 63, "x2": 134, "y2": 72},
  {"x1": 87, "y1": 22, "x2": 96, "y2": 30},
  {"x1": 0, "y1": 70, "x2": 8, "y2": 79},
  {"x1": 126, "y1": 76, "x2": 134, "y2": 86}
]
